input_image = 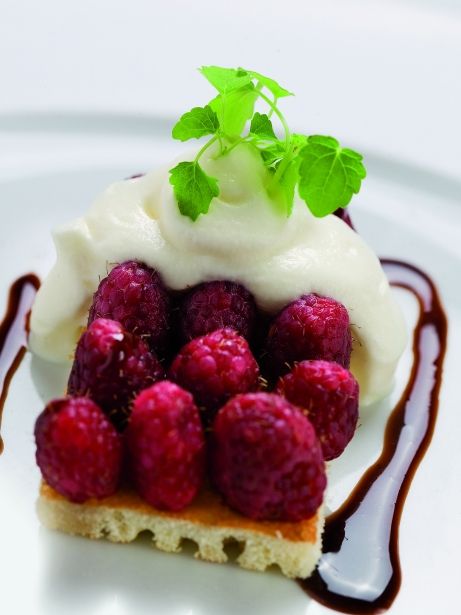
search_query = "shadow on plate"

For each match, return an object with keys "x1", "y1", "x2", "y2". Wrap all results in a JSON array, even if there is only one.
[
  {"x1": 30, "y1": 355, "x2": 70, "y2": 403},
  {"x1": 37, "y1": 526, "x2": 312, "y2": 615}
]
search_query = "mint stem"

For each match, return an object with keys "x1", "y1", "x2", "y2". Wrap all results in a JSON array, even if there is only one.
[
  {"x1": 267, "y1": 96, "x2": 278, "y2": 119},
  {"x1": 258, "y1": 91, "x2": 290, "y2": 148},
  {"x1": 194, "y1": 134, "x2": 219, "y2": 163}
]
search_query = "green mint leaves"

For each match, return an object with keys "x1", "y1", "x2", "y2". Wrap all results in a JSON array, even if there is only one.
[
  {"x1": 209, "y1": 84, "x2": 258, "y2": 137},
  {"x1": 172, "y1": 106, "x2": 219, "y2": 141},
  {"x1": 246, "y1": 70, "x2": 293, "y2": 99},
  {"x1": 199, "y1": 66, "x2": 252, "y2": 93},
  {"x1": 169, "y1": 161, "x2": 219, "y2": 221},
  {"x1": 250, "y1": 113, "x2": 276, "y2": 139},
  {"x1": 169, "y1": 66, "x2": 366, "y2": 221},
  {"x1": 298, "y1": 136, "x2": 366, "y2": 217},
  {"x1": 276, "y1": 158, "x2": 300, "y2": 216}
]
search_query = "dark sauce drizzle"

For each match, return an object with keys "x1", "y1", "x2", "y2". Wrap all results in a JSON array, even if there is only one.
[
  {"x1": 0, "y1": 274, "x2": 40, "y2": 454},
  {"x1": 0, "y1": 262, "x2": 448, "y2": 615},
  {"x1": 299, "y1": 259, "x2": 448, "y2": 613}
]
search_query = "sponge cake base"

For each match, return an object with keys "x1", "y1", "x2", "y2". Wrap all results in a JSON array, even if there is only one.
[{"x1": 38, "y1": 482, "x2": 324, "y2": 579}]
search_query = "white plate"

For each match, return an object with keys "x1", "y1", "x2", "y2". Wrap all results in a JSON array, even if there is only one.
[{"x1": 0, "y1": 116, "x2": 460, "y2": 615}]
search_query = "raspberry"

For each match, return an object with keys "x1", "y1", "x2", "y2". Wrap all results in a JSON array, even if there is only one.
[
  {"x1": 178, "y1": 280, "x2": 256, "y2": 342},
  {"x1": 169, "y1": 328, "x2": 260, "y2": 422},
  {"x1": 334, "y1": 207, "x2": 354, "y2": 229},
  {"x1": 126, "y1": 382, "x2": 205, "y2": 511},
  {"x1": 88, "y1": 260, "x2": 170, "y2": 354},
  {"x1": 34, "y1": 397, "x2": 122, "y2": 502},
  {"x1": 68, "y1": 318, "x2": 164, "y2": 430},
  {"x1": 265, "y1": 293, "x2": 352, "y2": 377},
  {"x1": 211, "y1": 393, "x2": 326, "y2": 521},
  {"x1": 276, "y1": 360, "x2": 359, "y2": 460}
]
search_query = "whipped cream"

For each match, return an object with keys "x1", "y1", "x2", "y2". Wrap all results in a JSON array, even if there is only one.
[{"x1": 29, "y1": 144, "x2": 406, "y2": 405}]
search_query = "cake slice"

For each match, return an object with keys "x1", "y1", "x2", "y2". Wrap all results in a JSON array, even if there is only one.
[
  {"x1": 38, "y1": 482, "x2": 324, "y2": 579},
  {"x1": 35, "y1": 386, "x2": 327, "y2": 579}
]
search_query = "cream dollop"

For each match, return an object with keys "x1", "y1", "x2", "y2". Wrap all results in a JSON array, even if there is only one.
[{"x1": 29, "y1": 144, "x2": 406, "y2": 405}]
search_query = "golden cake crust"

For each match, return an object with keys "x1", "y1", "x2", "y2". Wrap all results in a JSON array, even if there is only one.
[{"x1": 38, "y1": 482, "x2": 324, "y2": 578}]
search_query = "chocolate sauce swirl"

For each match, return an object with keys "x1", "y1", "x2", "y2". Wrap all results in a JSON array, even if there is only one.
[
  {"x1": 0, "y1": 274, "x2": 40, "y2": 454},
  {"x1": 299, "y1": 259, "x2": 448, "y2": 613}
]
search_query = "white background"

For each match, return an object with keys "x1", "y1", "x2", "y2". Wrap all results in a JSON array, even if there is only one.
[{"x1": 1, "y1": 0, "x2": 460, "y2": 177}]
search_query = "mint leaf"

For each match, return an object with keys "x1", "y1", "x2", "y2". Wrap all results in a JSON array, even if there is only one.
[
  {"x1": 268, "y1": 157, "x2": 299, "y2": 216},
  {"x1": 259, "y1": 141, "x2": 286, "y2": 168},
  {"x1": 200, "y1": 65, "x2": 292, "y2": 98},
  {"x1": 172, "y1": 105, "x2": 219, "y2": 142},
  {"x1": 209, "y1": 84, "x2": 258, "y2": 137},
  {"x1": 169, "y1": 161, "x2": 219, "y2": 221},
  {"x1": 262, "y1": 134, "x2": 306, "y2": 168},
  {"x1": 278, "y1": 159, "x2": 299, "y2": 216},
  {"x1": 291, "y1": 133, "x2": 308, "y2": 152},
  {"x1": 250, "y1": 112, "x2": 276, "y2": 139},
  {"x1": 298, "y1": 135, "x2": 366, "y2": 217},
  {"x1": 246, "y1": 70, "x2": 293, "y2": 98},
  {"x1": 199, "y1": 66, "x2": 252, "y2": 93}
]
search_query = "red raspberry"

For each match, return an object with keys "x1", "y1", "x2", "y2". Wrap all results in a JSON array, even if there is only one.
[
  {"x1": 178, "y1": 280, "x2": 256, "y2": 342},
  {"x1": 211, "y1": 393, "x2": 326, "y2": 521},
  {"x1": 265, "y1": 294, "x2": 352, "y2": 377},
  {"x1": 88, "y1": 260, "x2": 170, "y2": 354},
  {"x1": 277, "y1": 360, "x2": 359, "y2": 460},
  {"x1": 126, "y1": 381, "x2": 205, "y2": 511},
  {"x1": 34, "y1": 397, "x2": 122, "y2": 502},
  {"x1": 68, "y1": 318, "x2": 164, "y2": 430},
  {"x1": 169, "y1": 328, "x2": 260, "y2": 421}
]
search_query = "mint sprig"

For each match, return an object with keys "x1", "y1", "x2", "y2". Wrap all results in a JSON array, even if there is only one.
[{"x1": 169, "y1": 66, "x2": 366, "y2": 221}]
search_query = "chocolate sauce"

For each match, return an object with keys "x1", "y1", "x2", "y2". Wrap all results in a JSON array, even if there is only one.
[
  {"x1": 0, "y1": 274, "x2": 40, "y2": 454},
  {"x1": 299, "y1": 259, "x2": 448, "y2": 613}
]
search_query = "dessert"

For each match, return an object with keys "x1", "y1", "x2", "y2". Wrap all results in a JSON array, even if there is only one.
[{"x1": 29, "y1": 66, "x2": 407, "y2": 580}]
